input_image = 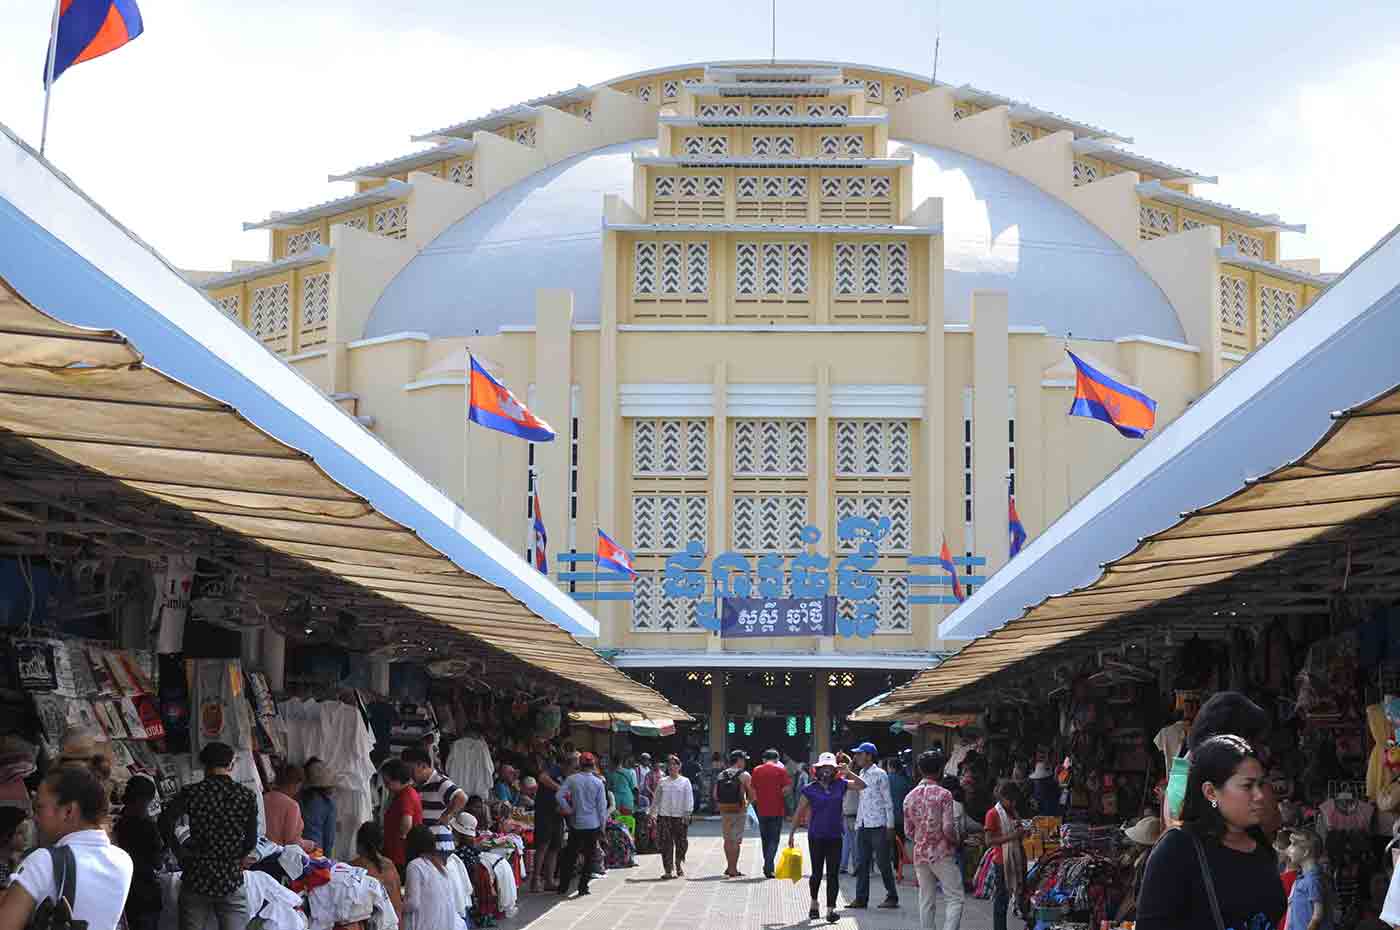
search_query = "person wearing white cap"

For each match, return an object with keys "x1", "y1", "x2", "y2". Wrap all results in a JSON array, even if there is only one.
[
  {"x1": 790, "y1": 753, "x2": 867, "y2": 924},
  {"x1": 1115, "y1": 816, "x2": 1161, "y2": 922},
  {"x1": 444, "y1": 814, "x2": 477, "y2": 920},
  {"x1": 400, "y1": 824, "x2": 466, "y2": 930}
]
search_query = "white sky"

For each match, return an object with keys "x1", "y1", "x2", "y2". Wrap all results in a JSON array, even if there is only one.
[{"x1": 1, "y1": 1, "x2": 1397, "y2": 274}]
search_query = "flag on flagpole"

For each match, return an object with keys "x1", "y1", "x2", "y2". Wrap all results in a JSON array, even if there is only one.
[
  {"x1": 1066, "y1": 350, "x2": 1157, "y2": 439},
  {"x1": 1009, "y1": 495, "x2": 1027, "y2": 559},
  {"x1": 596, "y1": 529, "x2": 636, "y2": 578},
  {"x1": 531, "y1": 489, "x2": 548, "y2": 574},
  {"x1": 466, "y1": 355, "x2": 556, "y2": 441},
  {"x1": 45, "y1": 0, "x2": 144, "y2": 85},
  {"x1": 938, "y1": 536, "x2": 965, "y2": 604}
]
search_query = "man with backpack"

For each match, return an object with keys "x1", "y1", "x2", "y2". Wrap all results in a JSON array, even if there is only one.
[
  {"x1": 714, "y1": 749, "x2": 755, "y2": 878},
  {"x1": 0, "y1": 765, "x2": 134, "y2": 930}
]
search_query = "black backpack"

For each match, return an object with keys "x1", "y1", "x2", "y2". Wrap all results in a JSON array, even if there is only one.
[
  {"x1": 715, "y1": 768, "x2": 743, "y2": 805},
  {"x1": 27, "y1": 845, "x2": 85, "y2": 930}
]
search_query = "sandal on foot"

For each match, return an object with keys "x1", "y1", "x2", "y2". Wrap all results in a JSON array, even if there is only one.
[{"x1": 809, "y1": 906, "x2": 820, "y2": 919}]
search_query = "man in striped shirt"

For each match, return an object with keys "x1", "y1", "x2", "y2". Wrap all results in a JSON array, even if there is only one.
[{"x1": 402, "y1": 747, "x2": 466, "y2": 827}]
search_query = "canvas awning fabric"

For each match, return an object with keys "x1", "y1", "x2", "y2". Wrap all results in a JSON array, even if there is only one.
[
  {"x1": 853, "y1": 224, "x2": 1400, "y2": 721},
  {"x1": 0, "y1": 123, "x2": 685, "y2": 721}
]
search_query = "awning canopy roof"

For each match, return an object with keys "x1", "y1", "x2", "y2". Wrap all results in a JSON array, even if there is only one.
[
  {"x1": 854, "y1": 224, "x2": 1400, "y2": 720},
  {"x1": 0, "y1": 123, "x2": 685, "y2": 721}
]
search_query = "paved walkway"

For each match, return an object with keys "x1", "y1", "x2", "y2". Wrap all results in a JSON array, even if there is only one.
[{"x1": 509, "y1": 820, "x2": 996, "y2": 930}]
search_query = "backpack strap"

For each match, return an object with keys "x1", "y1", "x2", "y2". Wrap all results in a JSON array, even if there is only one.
[
  {"x1": 1186, "y1": 830, "x2": 1226, "y2": 930},
  {"x1": 53, "y1": 844, "x2": 78, "y2": 919}
]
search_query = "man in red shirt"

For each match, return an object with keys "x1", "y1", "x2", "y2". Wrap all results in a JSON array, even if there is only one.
[
  {"x1": 751, "y1": 748, "x2": 792, "y2": 878},
  {"x1": 380, "y1": 758, "x2": 422, "y2": 875}
]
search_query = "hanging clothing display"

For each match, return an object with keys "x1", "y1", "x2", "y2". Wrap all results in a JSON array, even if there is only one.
[
  {"x1": 188, "y1": 658, "x2": 254, "y2": 755},
  {"x1": 446, "y1": 735, "x2": 494, "y2": 801},
  {"x1": 273, "y1": 698, "x2": 377, "y2": 862}
]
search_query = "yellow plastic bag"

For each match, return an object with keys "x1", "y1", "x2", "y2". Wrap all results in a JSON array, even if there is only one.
[{"x1": 775, "y1": 845, "x2": 804, "y2": 883}]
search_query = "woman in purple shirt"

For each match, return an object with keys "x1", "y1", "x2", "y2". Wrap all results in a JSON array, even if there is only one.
[{"x1": 790, "y1": 753, "x2": 867, "y2": 924}]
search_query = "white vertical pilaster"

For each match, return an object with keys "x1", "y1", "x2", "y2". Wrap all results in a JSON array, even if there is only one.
[{"x1": 972, "y1": 290, "x2": 1011, "y2": 575}]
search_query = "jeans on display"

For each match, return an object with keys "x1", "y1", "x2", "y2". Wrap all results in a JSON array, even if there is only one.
[
  {"x1": 991, "y1": 862, "x2": 1010, "y2": 930},
  {"x1": 854, "y1": 825, "x2": 898, "y2": 904},
  {"x1": 808, "y1": 835, "x2": 843, "y2": 909},
  {"x1": 759, "y1": 815, "x2": 784, "y2": 875},
  {"x1": 915, "y1": 856, "x2": 966, "y2": 930},
  {"x1": 840, "y1": 816, "x2": 857, "y2": 870},
  {"x1": 558, "y1": 827, "x2": 602, "y2": 894},
  {"x1": 179, "y1": 887, "x2": 249, "y2": 930},
  {"x1": 656, "y1": 816, "x2": 689, "y2": 874}
]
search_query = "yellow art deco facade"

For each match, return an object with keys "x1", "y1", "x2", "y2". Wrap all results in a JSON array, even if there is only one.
[{"x1": 196, "y1": 60, "x2": 1330, "y2": 749}]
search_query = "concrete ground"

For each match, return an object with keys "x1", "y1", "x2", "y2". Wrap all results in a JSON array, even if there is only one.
[{"x1": 509, "y1": 820, "x2": 997, "y2": 930}]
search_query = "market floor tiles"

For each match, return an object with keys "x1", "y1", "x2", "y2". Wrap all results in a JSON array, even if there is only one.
[{"x1": 508, "y1": 820, "x2": 997, "y2": 930}]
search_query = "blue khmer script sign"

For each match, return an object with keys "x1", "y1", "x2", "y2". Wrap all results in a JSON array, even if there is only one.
[{"x1": 720, "y1": 596, "x2": 836, "y2": 638}]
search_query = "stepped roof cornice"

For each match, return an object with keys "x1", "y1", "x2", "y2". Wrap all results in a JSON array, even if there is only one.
[
  {"x1": 1138, "y1": 180, "x2": 1304, "y2": 232},
  {"x1": 200, "y1": 246, "x2": 333, "y2": 289},
  {"x1": 633, "y1": 153, "x2": 913, "y2": 169},
  {"x1": 329, "y1": 140, "x2": 474, "y2": 183},
  {"x1": 412, "y1": 84, "x2": 592, "y2": 142},
  {"x1": 659, "y1": 114, "x2": 887, "y2": 129},
  {"x1": 684, "y1": 81, "x2": 863, "y2": 98},
  {"x1": 1073, "y1": 140, "x2": 1215, "y2": 184},
  {"x1": 603, "y1": 221, "x2": 941, "y2": 236},
  {"x1": 243, "y1": 180, "x2": 410, "y2": 231},
  {"x1": 952, "y1": 84, "x2": 1129, "y2": 142},
  {"x1": 1216, "y1": 247, "x2": 1332, "y2": 286}
]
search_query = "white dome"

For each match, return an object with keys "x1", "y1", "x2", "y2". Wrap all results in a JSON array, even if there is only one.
[{"x1": 367, "y1": 139, "x2": 1184, "y2": 343}]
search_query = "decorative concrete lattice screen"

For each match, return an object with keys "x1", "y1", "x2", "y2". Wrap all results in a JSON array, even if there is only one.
[
  {"x1": 1227, "y1": 230, "x2": 1266, "y2": 259},
  {"x1": 285, "y1": 228, "x2": 321, "y2": 257},
  {"x1": 633, "y1": 418, "x2": 709, "y2": 476},
  {"x1": 250, "y1": 282, "x2": 290, "y2": 350},
  {"x1": 1010, "y1": 125, "x2": 1034, "y2": 147},
  {"x1": 1072, "y1": 160, "x2": 1099, "y2": 186},
  {"x1": 835, "y1": 419, "x2": 912, "y2": 476},
  {"x1": 631, "y1": 572, "x2": 700, "y2": 632},
  {"x1": 838, "y1": 575, "x2": 911, "y2": 633},
  {"x1": 372, "y1": 204, "x2": 408, "y2": 239},
  {"x1": 833, "y1": 242, "x2": 909, "y2": 299},
  {"x1": 734, "y1": 242, "x2": 810, "y2": 299},
  {"x1": 632, "y1": 494, "x2": 709, "y2": 553},
  {"x1": 1258, "y1": 285, "x2": 1299, "y2": 343},
  {"x1": 751, "y1": 135, "x2": 797, "y2": 157},
  {"x1": 300, "y1": 272, "x2": 330, "y2": 347},
  {"x1": 732, "y1": 494, "x2": 809, "y2": 552},
  {"x1": 1139, "y1": 203, "x2": 1175, "y2": 239},
  {"x1": 214, "y1": 294, "x2": 240, "y2": 319},
  {"x1": 1218, "y1": 274, "x2": 1251, "y2": 353},
  {"x1": 447, "y1": 160, "x2": 474, "y2": 186},
  {"x1": 835, "y1": 494, "x2": 912, "y2": 553},
  {"x1": 732, "y1": 419, "x2": 808, "y2": 476},
  {"x1": 633, "y1": 241, "x2": 710, "y2": 298}
]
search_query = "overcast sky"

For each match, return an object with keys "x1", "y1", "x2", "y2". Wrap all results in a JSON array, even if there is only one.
[{"x1": 2, "y1": 1, "x2": 1397, "y2": 274}]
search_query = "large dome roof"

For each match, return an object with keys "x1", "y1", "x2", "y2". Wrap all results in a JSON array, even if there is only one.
[{"x1": 366, "y1": 140, "x2": 1184, "y2": 343}]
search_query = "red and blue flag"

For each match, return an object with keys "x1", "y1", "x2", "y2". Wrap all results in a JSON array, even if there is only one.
[
  {"x1": 467, "y1": 356, "x2": 555, "y2": 442},
  {"x1": 45, "y1": 0, "x2": 144, "y2": 85},
  {"x1": 1009, "y1": 495, "x2": 1027, "y2": 559},
  {"x1": 531, "y1": 490, "x2": 548, "y2": 574},
  {"x1": 939, "y1": 536, "x2": 965, "y2": 603},
  {"x1": 596, "y1": 529, "x2": 636, "y2": 578},
  {"x1": 1067, "y1": 350, "x2": 1157, "y2": 439}
]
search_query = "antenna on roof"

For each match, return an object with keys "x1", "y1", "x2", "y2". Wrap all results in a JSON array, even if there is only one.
[
  {"x1": 931, "y1": 0, "x2": 943, "y2": 85},
  {"x1": 771, "y1": 0, "x2": 777, "y2": 64}
]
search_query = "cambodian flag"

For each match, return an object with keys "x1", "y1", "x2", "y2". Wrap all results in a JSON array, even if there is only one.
[
  {"x1": 467, "y1": 356, "x2": 555, "y2": 441},
  {"x1": 1009, "y1": 495, "x2": 1027, "y2": 559},
  {"x1": 531, "y1": 490, "x2": 548, "y2": 574},
  {"x1": 45, "y1": 0, "x2": 144, "y2": 85},
  {"x1": 596, "y1": 529, "x2": 636, "y2": 578},
  {"x1": 1067, "y1": 350, "x2": 1157, "y2": 439},
  {"x1": 939, "y1": 536, "x2": 965, "y2": 603}
]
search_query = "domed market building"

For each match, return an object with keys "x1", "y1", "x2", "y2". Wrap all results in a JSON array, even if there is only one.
[{"x1": 196, "y1": 60, "x2": 1330, "y2": 755}]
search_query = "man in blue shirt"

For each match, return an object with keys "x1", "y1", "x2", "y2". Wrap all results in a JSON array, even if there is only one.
[{"x1": 556, "y1": 753, "x2": 608, "y2": 897}]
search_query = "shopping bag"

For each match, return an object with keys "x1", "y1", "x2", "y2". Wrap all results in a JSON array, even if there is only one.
[
  {"x1": 775, "y1": 846, "x2": 804, "y2": 883},
  {"x1": 746, "y1": 804, "x2": 759, "y2": 831}
]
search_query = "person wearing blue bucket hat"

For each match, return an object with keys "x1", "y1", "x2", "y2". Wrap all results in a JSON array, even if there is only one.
[{"x1": 848, "y1": 741, "x2": 900, "y2": 911}]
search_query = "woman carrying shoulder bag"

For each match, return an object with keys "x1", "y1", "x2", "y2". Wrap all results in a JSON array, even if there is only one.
[{"x1": 1137, "y1": 735, "x2": 1286, "y2": 930}]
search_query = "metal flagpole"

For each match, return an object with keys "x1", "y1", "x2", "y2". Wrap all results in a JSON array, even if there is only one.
[
  {"x1": 931, "y1": 0, "x2": 943, "y2": 85},
  {"x1": 40, "y1": 0, "x2": 62, "y2": 157},
  {"x1": 770, "y1": 0, "x2": 776, "y2": 64}
]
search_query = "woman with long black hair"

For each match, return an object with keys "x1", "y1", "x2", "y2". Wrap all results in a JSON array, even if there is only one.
[{"x1": 1137, "y1": 735, "x2": 1287, "y2": 930}]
